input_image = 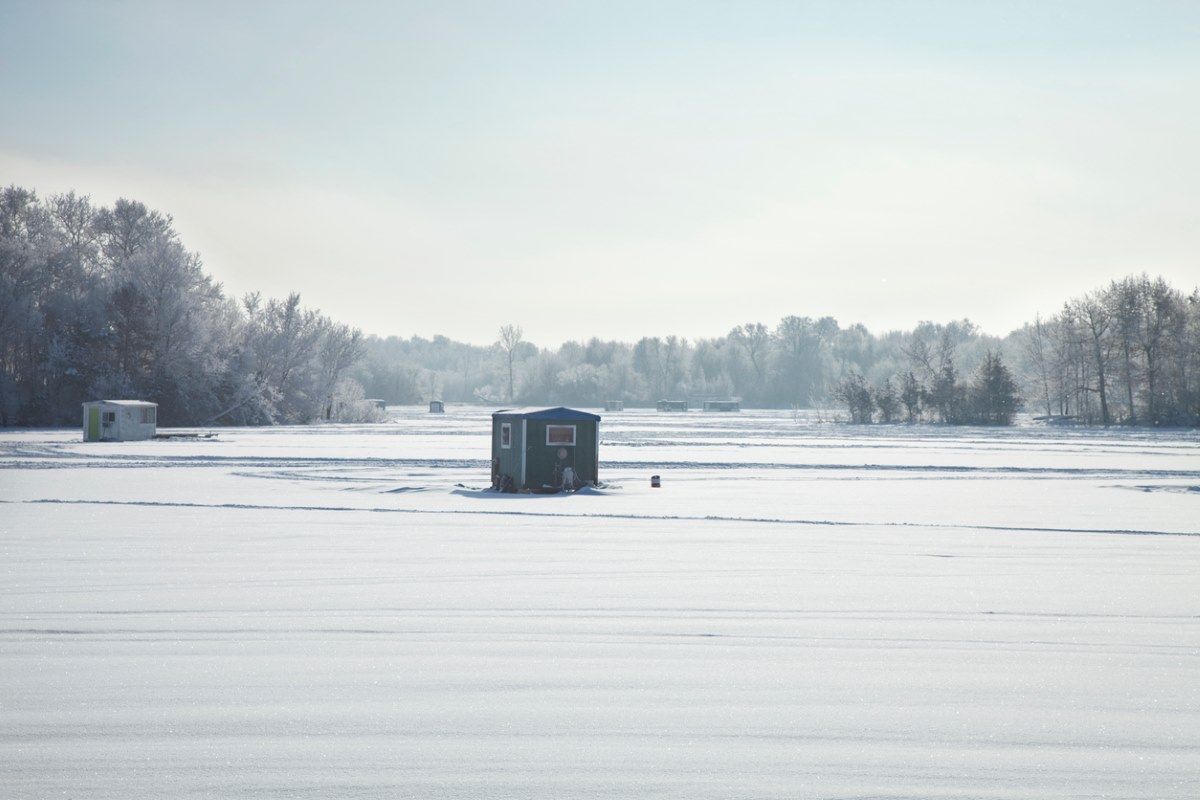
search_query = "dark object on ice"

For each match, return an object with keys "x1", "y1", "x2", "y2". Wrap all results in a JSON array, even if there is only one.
[
  {"x1": 152, "y1": 432, "x2": 218, "y2": 440},
  {"x1": 490, "y1": 407, "x2": 600, "y2": 493},
  {"x1": 702, "y1": 399, "x2": 740, "y2": 412},
  {"x1": 656, "y1": 399, "x2": 688, "y2": 412},
  {"x1": 429, "y1": 400, "x2": 444, "y2": 413},
  {"x1": 651, "y1": 475, "x2": 661, "y2": 488}
]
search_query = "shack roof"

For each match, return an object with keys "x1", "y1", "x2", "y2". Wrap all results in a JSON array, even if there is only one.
[
  {"x1": 492, "y1": 406, "x2": 601, "y2": 422},
  {"x1": 83, "y1": 400, "x2": 157, "y2": 408}
]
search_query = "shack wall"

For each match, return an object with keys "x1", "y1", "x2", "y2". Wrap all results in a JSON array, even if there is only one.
[
  {"x1": 523, "y1": 419, "x2": 598, "y2": 490},
  {"x1": 491, "y1": 415, "x2": 525, "y2": 490}
]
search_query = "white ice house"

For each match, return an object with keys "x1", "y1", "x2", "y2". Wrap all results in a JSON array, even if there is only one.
[{"x1": 82, "y1": 400, "x2": 158, "y2": 442}]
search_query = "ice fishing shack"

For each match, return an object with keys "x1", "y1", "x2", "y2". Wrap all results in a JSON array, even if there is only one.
[
  {"x1": 491, "y1": 407, "x2": 600, "y2": 492},
  {"x1": 82, "y1": 400, "x2": 157, "y2": 442}
]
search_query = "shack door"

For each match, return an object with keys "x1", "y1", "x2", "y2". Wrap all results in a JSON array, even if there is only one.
[{"x1": 87, "y1": 407, "x2": 100, "y2": 441}]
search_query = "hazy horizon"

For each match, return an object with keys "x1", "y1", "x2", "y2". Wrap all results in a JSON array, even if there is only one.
[{"x1": 3, "y1": 1, "x2": 1198, "y2": 346}]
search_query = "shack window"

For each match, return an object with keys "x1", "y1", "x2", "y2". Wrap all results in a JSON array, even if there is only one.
[
  {"x1": 546, "y1": 425, "x2": 576, "y2": 446},
  {"x1": 500, "y1": 422, "x2": 512, "y2": 449},
  {"x1": 101, "y1": 411, "x2": 116, "y2": 423},
  {"x1": 141, "y1": 407, "x2": 156, "y2": 424}
]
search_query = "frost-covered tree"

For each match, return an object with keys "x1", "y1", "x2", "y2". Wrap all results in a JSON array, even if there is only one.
[
  {"x1": 497, "y1": 323, "x2": 524, "y2": 402},
  {"x1": 633, "y1": 335, "x2": 688, "y2": 401},
  {"x1": 95, "y1": 198, "x2": 174, "y2": 269},
  {"x1": 1063, "y1": 293, "x2": 1113, "y2": 425},
  {"x1": 1025, "y1": 274, "x2": 1197, "y2": 426},
  {"x1": 728, "y1": 322, "x2": 770, "y2": 401},
  {"x1": 1018, "y1": 315, "x2": 1057, "y2": 418},
  {"x1": 835, "y1": 371, "x2": 875, "y2": 423},
  {"x1": 0, "y1": 186, "x2": 373, "y2": 426},
  {"x1": 770, "y1": 316, "x2": 836, "y2": 407}
]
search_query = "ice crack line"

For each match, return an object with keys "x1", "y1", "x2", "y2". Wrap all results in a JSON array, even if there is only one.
[{"x1": 6, "y1": 498, "x2": 1196, "y2": 538}]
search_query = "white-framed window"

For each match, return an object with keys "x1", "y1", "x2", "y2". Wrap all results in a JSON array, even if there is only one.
[
  {"x1": 546, "y1": 424, "x2": 576, "y2": 446},
  {"x1": 500, "y1": 422, "x2": 512, "y2": 449},
  {"x1": 101, "y1": 411, "x2": 116, "y2": 423}
]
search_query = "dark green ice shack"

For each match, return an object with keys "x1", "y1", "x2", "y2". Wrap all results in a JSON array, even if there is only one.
[{"x1": 491, "y1": 407, "x2": 600, "y2": 492}]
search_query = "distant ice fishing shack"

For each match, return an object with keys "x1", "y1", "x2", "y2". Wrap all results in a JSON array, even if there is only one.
[
  {"x1": 491, "y1": 407, "x2": 600, "y2": 493},
  {"x1": 82, "y1": 400, "x2": 157, "y2": 442}
]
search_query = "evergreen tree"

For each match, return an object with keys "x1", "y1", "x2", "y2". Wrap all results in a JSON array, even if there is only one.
[
  {"x1": 899, "y1": 371, "x2": 923, "y2": 423},
  {"x1": 874, "y1": 377, "x2": 901, "y2": 423},
  {"x1": 971, "y1": 351, "x2": 1021, "y2": 425}
]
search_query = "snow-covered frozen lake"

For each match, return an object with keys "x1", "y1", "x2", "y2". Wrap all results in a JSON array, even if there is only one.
[{"x1": 2, "y1": 408, "x2": 1198, "y2": 798}]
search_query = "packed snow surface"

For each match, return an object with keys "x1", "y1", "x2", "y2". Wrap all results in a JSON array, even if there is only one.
[{"x1": 2, "y1": 408, "x2": 1198, "y2": 798}]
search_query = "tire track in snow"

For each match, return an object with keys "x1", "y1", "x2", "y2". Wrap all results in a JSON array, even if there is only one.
[
  {"x1": 2, "y1": 452, "x2": 1197, "y2": 481},
  {"x1": 7, "y1": 498, "x2": 1197, "y2": 538}
]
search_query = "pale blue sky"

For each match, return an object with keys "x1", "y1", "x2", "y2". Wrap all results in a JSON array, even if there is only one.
[{"x1": 3, "y1": 0, "x2": 1198, "y2": 345}]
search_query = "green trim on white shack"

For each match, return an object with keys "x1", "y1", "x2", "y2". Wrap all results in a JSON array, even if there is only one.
[{"x1": 82, "y1": 400, "x2": 157, "y2": 442}]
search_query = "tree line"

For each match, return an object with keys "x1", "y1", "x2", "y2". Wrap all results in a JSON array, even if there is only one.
[
  {"x1": 834, "y1": 349, "x2": 1021, "y2": 425},
  {"x1": 0, "y1": 187, "x2": 372, "y2": 426},
  {"x1": 4, "y1": 186, "x2": 1197, "y2": 427},
  {"x1": 1017, "y1": 275, "x2": 1199, "y2": 426},
  {"x1": 356, "y1": 317, "x2": 1031, "y2": 423},
  {"x1": 356, "y1": 281, "x2": 1198, "y2": 427}
]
